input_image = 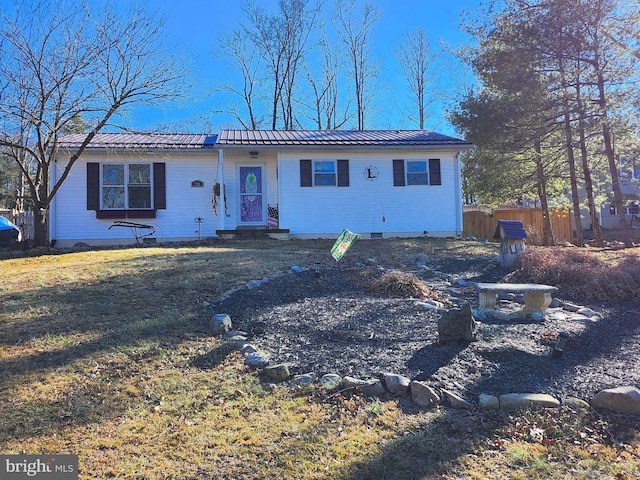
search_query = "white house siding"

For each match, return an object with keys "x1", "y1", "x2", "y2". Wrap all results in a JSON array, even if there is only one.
[
  {"x1": 277, "y1": 150, "x2": 461, "y2": 239},
  {"x1": 50, "y1": 151, "x2": 218, "y2": 247}
]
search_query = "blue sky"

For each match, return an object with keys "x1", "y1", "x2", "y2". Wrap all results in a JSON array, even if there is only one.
[{"x1": 121, "y1": 0, "x2": 478, "y2": 136}]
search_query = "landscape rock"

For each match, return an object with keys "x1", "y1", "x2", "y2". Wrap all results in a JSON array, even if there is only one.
[
  {"x1": 226, "y1": 330, "x2": 248, "y2": 338},
  {"x1": 549, "y1": 297, "x2": 563, "y2": 308},
  {"x1": 290, "y1": 266, "x2": 306, "y2": 273},
  {"x1": 591, "y1": 386, "x2": 640, "y2": 415},
  {"x1": 359, "y1": 380, "x2": 386, "y2": 397},
  {"x1": 410, "y1": 381, "x2": 440, "y2": 407},
  {"x1": 343, "y1": 376, "x2": 374, "y2": 389},
  {"x1": 247, "y1": 278, "x2": 269, "y2": 289},
  {"x1": 210, "y1": 313, "x2": 232, "y2": 334},
  {"x1": 320, "y1": 373, "x2": 343, "y2": 390},
  {"x1": 343, "y1": 376, "x2": 386, "y2": 397},
  {"x1": 438, "y1": 303, "x2": 477, "y2": 344},
  {"x1": 441, "y1": 389, "x2": 474, "y2": 410},
  {"x1": 227, "y1": 334, "x2": 248, "y2": 342},
  {"x1": 562, "y1": 302, "x2": 581, "y2": 312},
  {"x1": 262, "y1": 363, "x2": 291, "y2": 382},
  {"x1": 498, "y1": 292, "x2": 516, "y2": 302},
  {"x1": 499, "y1": 393, "x2": 561, "y2": 410},
  {"x1": 244, "y1": 351, "x2": 271, "y2": 369},
  {"x1": 490, "y1": 310, "x2": 514, "y2": 322},
  {"x1": 576, "y1": 307, "x2": 598, "y2": 317},
  {"x1": 382, "y1": 372, "x2": 411, "y2": 396},
  {"x1": 563, "y1": 397, "x2": 590, "y2": 410},
  {"x1": 478, "y1": 394, "x2": 500, "y2": 410},
  {"x1": 240, "y1": 344, "x2": 259, "y2": 355},
  {"x1": 363, "y1": 258, "x2": 378, "y2": 267},
  {"x1": 291, "y1": 373, "x2": 316, "y2": 386},
  {"x1": 412, "y1": 253, "x2": 429, "y2": 266}
]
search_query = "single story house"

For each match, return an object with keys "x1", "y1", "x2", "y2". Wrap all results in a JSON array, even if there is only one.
[{"x1": 49, "y1": 130, "x2": 473, "y2": 247}]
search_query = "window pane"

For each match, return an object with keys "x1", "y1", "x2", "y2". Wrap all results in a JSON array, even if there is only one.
[
  {"x1": 102, "y1": 187, "x2": 125, "y2": 208},
  {"x1": 407, "y1": 161, "x2": 428, "y2": 185},
  {"x1": 103, "y1": 164, "x2": 124, "y2": 185},
  {"x1": 129, "y1": 164, "x2": 151, "y2": 184},
  {"x1": 314, "y1": 161, "x2": 335, "y2": 173},
  {"x1": 314, "y1": 161, "x2": 336, "y2": 186},
  {"x1": 314, "y1": 173, "x2": 336, "y2": 186},
  {"x1": 128, "y1": 186, "x2": 152, "y2": 208}
]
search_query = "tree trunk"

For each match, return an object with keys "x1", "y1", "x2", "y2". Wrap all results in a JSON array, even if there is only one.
[
  {"x1": 575, "y1": 81, "x2": 604, "y2": 246},
  {"x1": 534, "y1": 140, "x2": 556, "y2": 246},
  {"x1": 594, "y1": 52, "x2": 632, "y2": 247},
  {"x1": 559, "y1": 69, "x2": 584, "y2": 246},
  {"x1": 33, "y1": 208, "x2": 47, "y2": 247}
]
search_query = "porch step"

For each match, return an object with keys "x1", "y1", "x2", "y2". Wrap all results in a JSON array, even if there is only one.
[{"x1": 216, "y1": 229, "x2": 290, "y2": 240}]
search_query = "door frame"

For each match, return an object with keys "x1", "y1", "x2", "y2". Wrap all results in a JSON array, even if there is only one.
[{"x1": 237, "y1": 163, "x2": 267, "y2": 226}]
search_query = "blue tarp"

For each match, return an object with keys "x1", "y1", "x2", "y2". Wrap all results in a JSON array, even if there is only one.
[
  {"x1": 0, "y1": 216, "x2": 19, "y2": 247},
  {"x1": 0, "y1": 216, "x2": 19, "y2": 231}
]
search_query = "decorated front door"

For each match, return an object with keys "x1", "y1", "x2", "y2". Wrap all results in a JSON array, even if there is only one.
[{"x1": 238, "y1": 165, "x2": 266, "y2": 225}]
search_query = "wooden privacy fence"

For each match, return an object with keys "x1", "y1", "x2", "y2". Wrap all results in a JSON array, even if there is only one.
[
  {"x1": 14, "y1": 211, "x2": 35, "y2": 241},
  {"x1": 463, "y1": 208, "x2": 573, "y2": 245}
]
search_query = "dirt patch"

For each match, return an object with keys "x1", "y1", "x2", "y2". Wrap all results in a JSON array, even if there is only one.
[{"x1": 211, "y1": 247, "x2": 640, "y2": 402}]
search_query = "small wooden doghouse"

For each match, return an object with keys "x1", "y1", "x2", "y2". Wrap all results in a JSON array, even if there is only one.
[{"x1": 494, "y1": 220, "x2": 527, "y2": 267}]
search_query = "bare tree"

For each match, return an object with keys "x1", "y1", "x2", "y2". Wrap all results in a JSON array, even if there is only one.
[
  {"x1": 301, "y1": 36, "x2": 352, "y2": 129},
  {"x1": 243, "y1": 0, "x2": 321, "y2": 130},
  {"x1": 0, "y1": 1, "x2": 185, "y2": 246},
  {"x1": 217, "y1": 29, "x2": 262, "y2": 129},
  {"x1": 334, "y1": 0, "x2": 379, "y2": 130},
  {"x1": 394, "y1": 27, "x2": 437, "y2": 129}
]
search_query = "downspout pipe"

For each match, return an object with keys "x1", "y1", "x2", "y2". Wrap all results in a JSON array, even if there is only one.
[
  {"x1": 454, "y1": 150, "x2": 463, "y2": 237},
  {"x1": 218, "y1": 149, "x2": 225, "y2": 231}
]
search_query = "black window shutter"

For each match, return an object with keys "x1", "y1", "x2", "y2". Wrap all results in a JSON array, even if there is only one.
[
  {"x1": 300, "y1": 159, "x2": 312, "y2": 187},
  {"x1": 87, "y1": 162, "x2": 100, "y2": 210},
  {"x1": 153, "y1": 163, "x2": 166, "y2": 209},
  {"x1": 337, "y1": 159, "x2": 349, "y2": 187},
  {"x1": 393, "y1": 159, "x2": 405, "y2": 186},
  {"x1": 429, "y1": 159, "x2": 441, "y2": 185}
]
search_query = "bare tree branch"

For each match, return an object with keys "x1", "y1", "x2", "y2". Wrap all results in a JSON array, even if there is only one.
[{"x1": 0, "y1": 1, "x2": 187, "y2": 245}]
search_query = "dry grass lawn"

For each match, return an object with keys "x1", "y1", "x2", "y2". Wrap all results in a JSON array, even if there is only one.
[{"x1": 0, "y1": 238, "x2": 638, "y2": 479}]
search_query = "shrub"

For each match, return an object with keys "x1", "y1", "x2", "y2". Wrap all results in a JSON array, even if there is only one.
[
  {"x1": 504, "y1": 247, "x2": 640, "y2": 301},
  {"x1": 370, "y1": 271, "x2": 451, "y2": 305}
]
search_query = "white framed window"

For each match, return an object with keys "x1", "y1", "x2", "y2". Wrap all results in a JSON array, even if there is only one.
[
  {"x1": 101, "y1": 163, "x2": 152, "y2": 209},
  {"x1": 313, "y1": 160, "x2": 337, "y2": 186},
  {"x1": 300, "y1": 159, "x2": 349, "y2": 187},
  {"x1": 393, "y1": 159, "x2": 441, "y2": 187},
  {"x1": 406, "y1": 160, "x2": 429, "y2": 185}
]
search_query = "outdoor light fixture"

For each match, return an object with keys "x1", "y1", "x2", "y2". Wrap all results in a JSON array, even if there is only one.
[
  {"x1": 372, "y1": 203, "x2": 386, "y2": 235},
  {"x1": 551, "y1": 331, "x2": 569, "y2": 359},
  {"x1": 249, "y1": 151, "x2": 259, "y2": 159}
]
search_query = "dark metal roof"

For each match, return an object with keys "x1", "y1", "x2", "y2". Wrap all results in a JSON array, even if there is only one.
[
  {"x1": 216, "y1": 130, "x2": 472, "y2": 147},
  {"x1": 493, "y1": 220, "x2": 528, "y2": 240},
  {"x1": 56, "y1": 130, "x2": 472, "y2": 151},
  {"x1": 56, "y1": 133, "x2": 216, "y2": 150}
]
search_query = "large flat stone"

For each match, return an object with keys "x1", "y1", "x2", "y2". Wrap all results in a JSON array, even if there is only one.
[
  {"x1": 410, "y1": 381, "x2": 440, "y2": 407},
  {"x1": 499, "y1": 393, "x2": 560, "y2": 410},
  {"x1": 591, "y1": 386, "x2": 640, "y2": 415}
]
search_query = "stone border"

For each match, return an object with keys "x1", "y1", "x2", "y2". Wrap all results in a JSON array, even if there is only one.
[{"x1": 208, "y1": 265, "x2": 640, "y2": 416}]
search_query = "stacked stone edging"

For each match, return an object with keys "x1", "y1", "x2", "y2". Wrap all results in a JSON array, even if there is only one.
[{"x1": 207, "y1": 265, "x2": 640, "y2": 416}]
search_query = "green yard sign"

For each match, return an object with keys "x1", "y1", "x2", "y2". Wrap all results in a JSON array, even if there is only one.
[{"x1": 330, "y1": 229, "x2": 360, "y2": 261}]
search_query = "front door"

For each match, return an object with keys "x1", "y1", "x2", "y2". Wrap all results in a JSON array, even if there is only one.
[{"x1": 238, "y1": 164, "x2": 266, "y2": 226}]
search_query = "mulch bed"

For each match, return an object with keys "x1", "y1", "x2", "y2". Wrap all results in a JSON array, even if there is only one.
[{"x1": 211, "y1": 253, "x2": 640, "y2": 402}]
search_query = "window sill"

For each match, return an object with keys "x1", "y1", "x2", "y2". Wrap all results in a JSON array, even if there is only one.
[{"x1": 95, "y1": 209, "x2": 156, "y2": 219}]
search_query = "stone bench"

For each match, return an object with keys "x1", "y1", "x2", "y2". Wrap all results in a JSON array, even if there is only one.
[{"x1": 474, "y1": 283, "x2": 558, "y2": 316}]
